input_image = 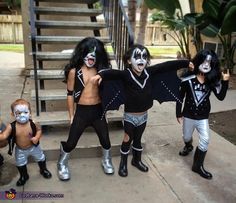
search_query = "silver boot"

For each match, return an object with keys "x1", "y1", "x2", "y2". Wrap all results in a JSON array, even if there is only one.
[
  {"x1": 101, "y1": 148, "x2": 114, "y2": 174},
  {"x1": 57, "y1": 144, "x2": 70, "y2": 181}
]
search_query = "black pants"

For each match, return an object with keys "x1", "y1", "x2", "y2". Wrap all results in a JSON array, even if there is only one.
[
  {"x1": 63, "y1": 104, "x2": 111, "y2": 152},
  {"x1": 121, "y1": 121, "x2": 147, "y2": 153}
]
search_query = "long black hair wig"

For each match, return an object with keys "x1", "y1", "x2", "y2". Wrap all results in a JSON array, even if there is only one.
[
  {"x1": 64, "y1": 37, "x2": 111, "y2": 82},
  {"x1": 192, "y1": 49, "x2": 221, "y2": 88},
  {"x1": 123, "y1": 44, "x2": 151, "y2": 69}
]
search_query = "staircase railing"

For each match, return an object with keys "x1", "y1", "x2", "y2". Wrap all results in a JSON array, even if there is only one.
[
  {"x1": 101, "y1": 0, "x2": 134, "y2": 70},
  {"x1": 29, "y1": 0, "x2": 40, "y2": 116}
]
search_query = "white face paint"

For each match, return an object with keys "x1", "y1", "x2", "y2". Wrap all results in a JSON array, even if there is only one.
[
  {"x1": 199, "y1": 55, "x2": 212, "y2": 73},
  {"x1": 131, "y1": 48, "x2": 148, "y2": 73},
  {"x1": 14, "y1": 104, "x2": 30, "y2": 124},
  {"x1": 84, "y1": 47, "x2": 96, "y2": 68}
]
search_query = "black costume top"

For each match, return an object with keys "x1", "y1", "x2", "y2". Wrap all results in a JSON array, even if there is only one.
[
  {"x1": 99, "y1": 60, "x2": 189, "y2": 113},
  {"x1": 176, "y1": 75, "x2": 229, "y2": 120}
]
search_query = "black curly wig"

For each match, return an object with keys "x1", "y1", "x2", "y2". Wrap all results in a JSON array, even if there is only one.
[
  {"x1": 64, "y1": 37, "x2": 111, "y2": 82},
  {"x1": 192, "y1": 49, "x2": 221, "y2": 88}
]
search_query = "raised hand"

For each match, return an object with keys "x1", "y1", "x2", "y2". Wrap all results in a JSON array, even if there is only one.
[
  {"x1": 91, "y1": 75, "x2": 102, "y2": 85},
  {"x1": 189, "y1": 62, "x2": 194, "y2": 71},
  {"x1": 222, "y1": 69, "x2": 230, "y2": 81}
]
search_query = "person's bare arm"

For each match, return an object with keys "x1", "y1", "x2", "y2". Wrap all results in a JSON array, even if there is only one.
[
  {"x1": 0, "y1": 123, "x2": 12, "y2": 140},
  {"x1": 31, "y1": 122, "x2": 42, "y2": 144},
  {"x1": 67, "y1": 69, "x2": 76, "y2": 124}
]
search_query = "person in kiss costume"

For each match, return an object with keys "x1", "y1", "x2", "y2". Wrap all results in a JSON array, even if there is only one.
[
  {"x1": 0, "y1": 99, "x2": 52, "y2": 186},
  {"x1": 57, "y1": 37, "x2": 114, "y2": 181},
  {"x1": 92, "y1": 44, "x2": 193, "y2": 177},
  {"x1": 176, "y1": 49, "x2": 230, "y2": 179}
]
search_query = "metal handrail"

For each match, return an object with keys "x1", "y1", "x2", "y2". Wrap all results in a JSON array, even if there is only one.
[
  {"x1": 29, "y1": 0, "x2": 40, "y2": 116},
  {"x1": 101, "y1": 0, "x2": 134, "y2": 70}
]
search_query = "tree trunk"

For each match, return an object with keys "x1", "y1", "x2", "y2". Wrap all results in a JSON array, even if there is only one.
[
  {"x1": 137, "y1": 1, "x2": 148, "y2": 44},
  {"x1": 128, "y1": 0, "x2": 137, "y2": 37}
]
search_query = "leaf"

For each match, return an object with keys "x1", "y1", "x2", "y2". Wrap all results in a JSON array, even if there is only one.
[
  {"x1": 144, "y1": 0, "x2": 180, "y2": 16},
  {"x1": 220, "y1": 0, "x2": 236, "y2": 20},
  {"x1": 202, "y1": 0, "x2": 220, "y2": 19},
  {"x1": 221, "y1": 5, "x2": 236, "y2": 35},
  {"x1": 199, "y1": 23, "x2": 219, "y2": 37},
  {"x1": 184, "y1": 13, "x2": 201, "y2": 25}
]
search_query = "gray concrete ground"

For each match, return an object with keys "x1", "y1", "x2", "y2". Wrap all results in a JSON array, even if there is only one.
[{"x1": 0, "y1": 51, "x2": 236, "y2": 203}]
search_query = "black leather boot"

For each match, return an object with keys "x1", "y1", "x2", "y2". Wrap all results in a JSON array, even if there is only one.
[
  {"x1": 179, "y1": 139, "x2": 193, "y2": 156},
  {"x1": 118, "y1": 153, "x2": 128, "y2": 177},
  {"x1": 192, "y1": 147, "x2": 212, "y2": 179},
  {"x1": 38, "y1": 160, "x2": 52, "y2": 179},
  {"x1": 16, "y1": 165, "x2": 29, "y2": 186},
  {"x1": 131, "y1": 147, "x2": 148, "y2": 172}
]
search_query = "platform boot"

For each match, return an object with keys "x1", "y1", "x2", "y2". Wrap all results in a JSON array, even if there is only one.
[
  {"x1": 118, "y1": 150, "x2": 129, "y2": 177},
  {"x1": 179, "y1": 139, "x2": 193, "y2": 156},
  {"x1": 131, "y1": 146, "x2": 148, "y2": 172},
  {"x1": 101, "y1": 148, "x2": 114, "y2": 174},
  {"x1": 192, "y1": 147, "x2": 212, "y2": 179},
  {"x1": 38, "y1": 159, "x2": 52, "y2": 179},
  {"x1": 16, "y1": 165, "x2": 29, "y2": 186},
  {"x1": 57, "y1": 142, "x2": 70, "y2": 181}
]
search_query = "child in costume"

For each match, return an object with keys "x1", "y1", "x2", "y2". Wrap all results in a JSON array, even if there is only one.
[
  {"x1": 0, "y1": 99, "x2": 52, "y2": 186},
  {"x1": 176, "y1": 49, "x2": 230, "y2": 179},
  {"x1": 92, "y1": 44, "x2": 193, "y2": 177},
  {"x1": 57, "y1": 37, "x2": 114, "y2": 181}
]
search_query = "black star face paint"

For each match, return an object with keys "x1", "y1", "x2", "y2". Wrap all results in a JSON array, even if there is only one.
[{"x1": 131, "y1": 48, "x2": 148, "y2": 73}]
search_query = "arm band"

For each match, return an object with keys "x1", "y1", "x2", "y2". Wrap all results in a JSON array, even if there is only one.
[{"x1": 67, "y1": 89, "x2": 74, "y2": 96}]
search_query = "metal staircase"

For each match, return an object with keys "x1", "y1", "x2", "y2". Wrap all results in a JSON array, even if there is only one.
[{"x1": 28, "y1": 0, "x2": 134, "y2": 127}]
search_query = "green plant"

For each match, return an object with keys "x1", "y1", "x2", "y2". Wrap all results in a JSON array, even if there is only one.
[
  {"x1": 144, "y1": 0, "x2": 192, "y2": 59},
  {"x1": 185, "y1": 0, "x2": 236, "y2": 71},
  {"x1": 6, "y1": 0, "x2": 21, "y2": 8}
]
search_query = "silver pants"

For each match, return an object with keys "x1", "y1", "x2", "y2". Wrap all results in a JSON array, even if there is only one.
[
  {"x1": 15, "y1": 145, "x2": 45, "y2": 166},
  {"x1": 182, "y1": 117, "x2": 210, "y2": 151}
]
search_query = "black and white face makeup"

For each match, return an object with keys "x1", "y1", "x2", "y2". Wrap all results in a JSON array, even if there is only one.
[
  {"x1": 130, "y1": 48, "x2": 148, "y2": 73},
  {"x1": 14, "y1": 104, "x2": 30, "y2": 124},
  {"x1": 199, "y1": 54, "x2": 212, "y2": 73},
  {"x1": 84, "y1": 47, "x2": 96, "y2": 68}
]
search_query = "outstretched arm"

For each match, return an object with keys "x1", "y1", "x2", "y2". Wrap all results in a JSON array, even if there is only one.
[
  {"x1": 98, "y1": 69, "x2": 126, "y2": 81},
  {"x1": 148, "y1": 60, "x2": 192, "y2": 74}
]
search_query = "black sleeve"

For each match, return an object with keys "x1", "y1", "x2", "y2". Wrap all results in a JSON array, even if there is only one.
[
  {"x1": 148, "y1": 60, "x2": 189, "y2": 74},
  {"x1": 212, "y1": 80, "x2": 229, "y2": 101},
  {"x1": 98, "y1": 69, "x2": 126, "y2": 81},
  {"x1": 176, "y1": 81, "x2": 187, "y2": 117}
]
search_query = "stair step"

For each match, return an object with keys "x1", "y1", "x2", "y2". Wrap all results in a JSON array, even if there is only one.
[
  {"x1": 41, "y1": 127, "x2": 125, "y2": 159},
  {"x1": 35, "y1": 7, "x2": 102, "y2": 16},
  {"x1": 34, "y1": 36, "x2": 110, "y2": 44},
  {"x1": 35, "y1": 20, "x2": 106, "y2": 29},
  {"x1": 31, "y1": 89, "x2": 66, "y2": 101},
  {"x1": 34, "y1": 0, "x2": 99, "y2": 3},
  {"x1": 33, "y1": 110, "x2": 123, "y2": 126},
  {"x1": 30, "y1": 69, "x2": 64, "y2": 80},
  {"x1": 39, "y1": 124, "x2": 145, "y2": 160},
  {"x1": 34, "y1": 51, "x2": 115, "y2": 61}
]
